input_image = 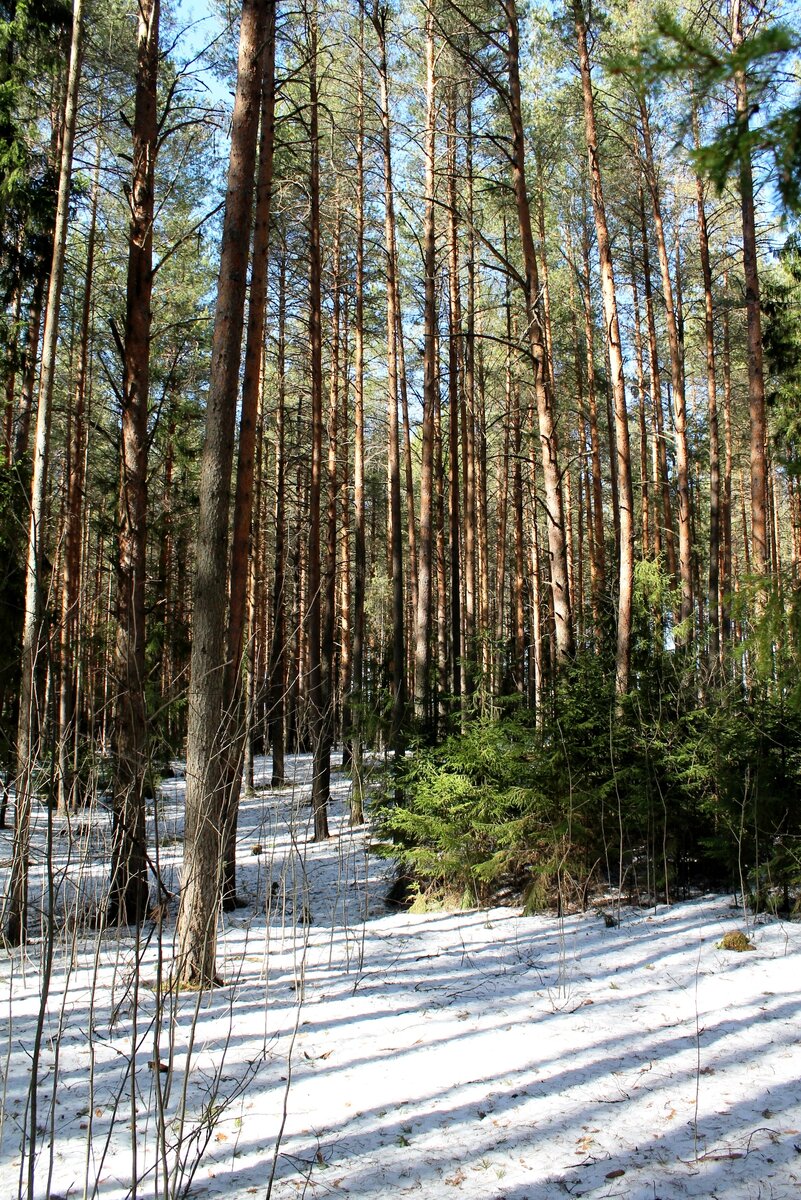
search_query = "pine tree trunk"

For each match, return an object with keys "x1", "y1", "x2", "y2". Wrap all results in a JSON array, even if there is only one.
[
  {"x1": 506, "y1": 0, "x2": 573, "y2": 664},
  {"x1": 446, "y1": 84, "x2": 463, "y2": 706},
  {"x1": 639, "y1": 96, "x2": 693, "y2": 635},
  {"x1": 58, "y1": 128, "x2": 100, "y2": 814},
  {"x1": 638, "y1": 177, "x2": 676, "y2": 580},
  {"x1": 348, "y1": 5, "x2": 366, "y2": 822},
  {"x1": 109, "y1": 0, "x2": 160, "y2": 927},
  {"x1": 267, "y1": 249, "x2": 287, "y2": 788},
  {"x1": 731, "y1": 0, "x2": 769, "y2": 584},
  {"x1": 692, "y1": 108, "x2": 721, "y2": 671},
  {"x1": 177, "y1": 0, "x2": 269, "y2": 987},
  {"x1": 317, "y1": 196, "x2": 342, "y2": 827},
  {"x1": 575, "y1": 2, "x2": 634, "y2": 698},
  {"x1": 721, "y1": 271, "x2": 734, "y2": 649},
  {"x1": 628, "y1": 229, "x2": 650, "y2": 558},
  {"x1": 307, "y1": 10, "x2": 330, "y2": 840},
  {"x1": 579, "y1": 225, "x2": 606, "y2": 645},
  {"x1": 414, "y1": 6, "x2": 437, "y2": 733},
  {"x1": 7, "y1": 0, "x2": 84, "y2": 945},
  {"x1": 220, "y1": 2, "x2": 277, "y2": 903},
  {"x1": 373, "y1": 5, "x2": 406, "y2": 754}
]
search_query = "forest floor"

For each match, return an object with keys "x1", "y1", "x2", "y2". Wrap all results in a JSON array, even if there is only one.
[{"x1": 1, "y1": 753, "x2": 800, "y2": 1200}]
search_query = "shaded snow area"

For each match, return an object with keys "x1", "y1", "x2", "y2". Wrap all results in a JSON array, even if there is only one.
[{"x1": 1, "y1": 754, "x2": 800, "y2": 1200}]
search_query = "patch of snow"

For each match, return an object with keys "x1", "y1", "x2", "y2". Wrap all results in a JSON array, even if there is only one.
[{"x1": 1, "y1": 753, "x2": 799, "y2": 1200}]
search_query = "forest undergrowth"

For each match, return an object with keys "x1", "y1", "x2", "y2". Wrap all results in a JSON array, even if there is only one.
[{"x1": 376, "y1": 646, "x2": 801, "y2": 921}]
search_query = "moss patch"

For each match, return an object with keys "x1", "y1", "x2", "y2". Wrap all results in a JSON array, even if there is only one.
[{"x1": 717, "y1": 929, "x2": 756, "y2": 952}]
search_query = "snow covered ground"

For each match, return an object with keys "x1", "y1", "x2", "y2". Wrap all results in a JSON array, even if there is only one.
[{"x1": 1, "y1": 753, "x2": 800, "y2": 1200}]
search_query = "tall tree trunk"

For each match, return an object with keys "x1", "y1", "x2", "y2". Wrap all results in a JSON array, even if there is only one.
[
  {"x1": 731, "y1": 0, "x2": 769, "y2": 585},
  {"x1": 638, "y1": 181, "x2": 675, "y2": 578},
  {"x1": 348, "y1": 4, "x2": 366, "y2": 822},
  {"x1": 511, "y1": 330, "x2": 526, "y2": 694},
  {"x1": 495, "y1": 283, "x2": 512, "y2": 696},
  {"x1": 318, "y1": 195, "x2": 343, "y2": 826},
  {"x1": 177, "y1": 0, "x2": 268, "y2": 988},
  {"x1": 462, "y1": 92, "x2": 477, "y2": 699},
  {"x1": 575, "y1": 2, "x2": 634, "y2": 698},
  {"x1": 109, "y1": 0, "x2": 160, "y2": 927},
  {"x1": 506, "y1": 0, "x2": 573, "y2": 665},
  {"x1": 434, "y1": 353, "x2": 448, "y2": 729},
  {"x1": 446, "y1": 82, "x2": 462, "y2": 707},
  {"x1": 414, "y1": 5, "x2": 437, "y2": 733},
  {"x1": 6, "y1": 0, "x2": 83, "y2": 946},
  {"x1": 579, "y1": 225, "x2": 606, "y2": 644},
  {"x1": 338, "y1": 294, "x2": 352, "y2": 764},
  {"x1": 373, "y1": 4, "x2": 406, "y2": 753},
  {"x1": 220, "y1": 2, "x2": 276, "y2": 904},
  {"x1": 638, "y1": 96, "x2": 693, "y2": 635},
  {"x1": 267, "y1": 248, "x2": 287, "y2": 788},
  {"x1": 692, "y1": 108, "x2": 721, "y2": 670},
  {"x1": 629, "y1": 229, "x2": 650, "y2": 558},
  {"x1": 721, "y1": 270, "x2": 734, "y2": 649},
  {"x1": 307, "y1": 10, "x2": 330, "y2": 840},
  {"x1": 58, "y1": 127, "x2": 100, "y2": 814}
]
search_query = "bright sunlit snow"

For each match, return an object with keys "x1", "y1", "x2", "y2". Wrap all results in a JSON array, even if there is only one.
[{"x1": 1, "y1": 754, "x2": 800, "y2": 1200}]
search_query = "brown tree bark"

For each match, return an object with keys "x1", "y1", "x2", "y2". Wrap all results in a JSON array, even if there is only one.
[
  {"x1": 316, "y1": 194, "x2": 343, "y2": 829},
  {"x1": 462, "y1": 92, "x2": 478, "y2": 699},
  {"x1": 721, "y1": 270, "x2": 734, "y2": 647},
  {"x1": 732, "y1": 0, "x2": 769, "y2": 585},
  {"x1": 7, "y1": 0, "x2": 84, "y2": 946},
  {"x1": 414, "y1": 3, "x2": 437, "y2": 733},
  {"x1": 373, "y1": 3, "x2": 406, "y2": 752},
  {"x1": 638, "y1": 96, "x2": 693, "y2": 635},
  {"x1": 446, "y1": 82, "x2": 463, "y2": 706},
  {"x1": 574, "y1": 1, "x2": 634, "y2": 697},
  {"x1": 267, "y1": 248, "x2": 287, "y2": 789},
  {"x1": 629, "y1": 229, "x2": 650, "y2": 558},
  {"x1": 58, "y1": 127, "x2": 100, "y2": 814},
  {"x1": 638, "y1": 181, "x2": 675, "y2": 576},
  {"x1": 692, "y1": 107, "x2": 721, "y2": 670},
  {"x1": 109, "y1": 0, "x2": 160, "y2": 927},
  {"x1": 579, "y1": 225, "x2": 606, "y2": 643},
  {"x1": 220, "y1": 3, "x2": 277, "y2": 903},
  {"x1": 177, "y1": 0, "x2": 269, "y2": 987},
  {"x1": 347, "y1": 4, "x2": 366, "y2": 822},
  {"x1": 506, "y1": 0, "x2": 573, "y2": 664},
  {"x1": 307, "y1": 9, "x2": 330, "y2": 840}
]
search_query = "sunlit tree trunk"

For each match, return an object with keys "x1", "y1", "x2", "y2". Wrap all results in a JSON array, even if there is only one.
[
  {"x1": 638, "y1": 177, "x2": 676, "y2": 580},
  {"x1": 506, "y1": 0, "x2": 573, "y2": 665},
  {"x1": 414, "y1": 3, "x2": 437, "y2": 733},
  {"x1": 579, "y1": 225, "x2": 606, "y2": 643},
  {"x1": 575, "y1": 1, "x2": 634, "y2": 697},
  {"x1": 177, "y1": 0, "x2": 268, "y2": 987},
  {"x1": 373, "y1": 4, "x2": 406, "y2": 753},
  {"x1": 348, "y1": 5, "x2": 366, "y2": 822},
  {"x1": 307, "y1": 9, "x2": 330, "y2": 839},
  {"x1": 267, "y1": 248, "x2": 287, "y2": 788},
  {"x1": 721, "y1": 270, "x2": 734, "y2": 649},
  {"x1": 446, "y1": 82, "x2": 463, "y2": 707},
  {"x1": 692, "y1": 108, "x2": 721, "y2": 670},
  {"x1": 220, "y1": 3, "x2": 276, "y2": 904},
  {"x1": 638, "y1": 97, "x2": 693, "y2": 635}
]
